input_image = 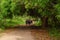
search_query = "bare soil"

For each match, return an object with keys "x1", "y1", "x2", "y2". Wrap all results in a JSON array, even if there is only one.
[{"x1": 0, "y1": 28, "x2": 51, "y2": 40}]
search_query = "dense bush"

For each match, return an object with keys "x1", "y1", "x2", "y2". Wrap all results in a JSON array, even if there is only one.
[{"x1": 0, "y1": 0, "x2": 60, "y2": 28}]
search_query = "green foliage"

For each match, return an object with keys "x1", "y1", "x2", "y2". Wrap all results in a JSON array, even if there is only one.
[
  {"x1": 54, "y1": 4, "x2": 60, "y2": 15},
  {"x1": 48, "y1": 27, "x2": 60, "y2": 39},
  {"x1": 0, "y1": 0, "x2": 60, "y2": 29},
  {"x1": 0, "y1": 0, "x2": 12, "y2": 18}
]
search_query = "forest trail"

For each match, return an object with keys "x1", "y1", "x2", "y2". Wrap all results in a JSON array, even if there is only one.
[{"x1": 0, "y1": 28, "x2": 51, "y2": 40}]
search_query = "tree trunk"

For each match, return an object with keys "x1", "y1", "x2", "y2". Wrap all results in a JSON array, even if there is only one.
[{"x1": 41, "y1": 16, "x2": 48, "y2": 28}]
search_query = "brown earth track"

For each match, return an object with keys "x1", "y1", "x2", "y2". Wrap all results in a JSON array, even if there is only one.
[{"x1": 0, "y1": 27, "x2": 52, "y2": 40}]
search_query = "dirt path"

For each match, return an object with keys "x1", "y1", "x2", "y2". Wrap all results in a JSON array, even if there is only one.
[{"x1": 0, "y1": 28, "x2": 51, "y2": 40}]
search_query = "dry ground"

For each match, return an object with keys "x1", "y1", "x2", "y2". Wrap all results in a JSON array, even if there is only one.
[{"x1": 0, "y1": 28, "x2": 52, "y2": 40}]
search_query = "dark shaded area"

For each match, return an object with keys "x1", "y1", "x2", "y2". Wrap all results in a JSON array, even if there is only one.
[
  {"x1": 27, "y1": 8, "x2": 41, "y2": 17},
  {"x1": 26, "y1": 19, "x2": 33, "y2": 24},
  {"x1": 5, "y1": 25, "x2": 41, "y2": 30}
]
